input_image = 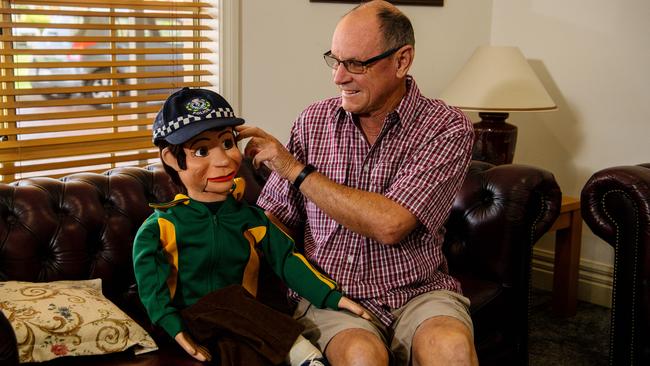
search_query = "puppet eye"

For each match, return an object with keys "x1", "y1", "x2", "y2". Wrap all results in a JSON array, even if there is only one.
[
  {"x1": 194, "y1": 146, "x2": 209, "y2": 157},
  {"x1": 222, "y1": 137, "x2": 235, "y2": 150}
]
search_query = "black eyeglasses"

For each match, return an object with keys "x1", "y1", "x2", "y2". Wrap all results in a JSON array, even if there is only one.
[{"x1": 323, "y1": 46, "x2": 403, "y2": 74}]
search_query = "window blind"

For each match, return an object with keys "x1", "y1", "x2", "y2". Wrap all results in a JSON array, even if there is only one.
[{"x1": 0, "y1": 0, "x2": 217, "y2": 183}]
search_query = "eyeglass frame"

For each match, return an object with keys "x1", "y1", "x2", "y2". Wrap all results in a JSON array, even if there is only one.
[{"x1": 323, "y1": 45, "x2": 404, "y2": 74}]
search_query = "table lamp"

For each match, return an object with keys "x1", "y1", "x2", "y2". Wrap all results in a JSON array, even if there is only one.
[{"x1": 439, "y1": 46, "x2": 557, "y2": 165}]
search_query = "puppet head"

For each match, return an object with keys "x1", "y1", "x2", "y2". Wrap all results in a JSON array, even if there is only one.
[{"x1": 153, "y1": 88, "x2": 245, "y2": 202}]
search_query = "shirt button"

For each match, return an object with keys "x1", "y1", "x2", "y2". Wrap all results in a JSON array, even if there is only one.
[
  {"x1": 347, "y1": 255, "x2": 354, "y2": 263},
  {"x1": 363, "y1": 165, "x2": 369, "y2": 173}
]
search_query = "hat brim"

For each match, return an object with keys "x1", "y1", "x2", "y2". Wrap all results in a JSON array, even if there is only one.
[{"x1": 162, "y1": 117, "x2": 245, "y2": 145}]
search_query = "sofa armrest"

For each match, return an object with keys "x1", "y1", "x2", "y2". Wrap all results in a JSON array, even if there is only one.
[
  {"x1": 444, "y1": 162, "x2": 562, "y2": 285},
  {"x1": 581, "y1": 163, "x2": 650, "y2": 366},
  {"x1": 443, "y1": 161, "x2": 561, "y2": 365},
  {"x1": 581, "y1": 163, "x2": 650, "y2": 245}
]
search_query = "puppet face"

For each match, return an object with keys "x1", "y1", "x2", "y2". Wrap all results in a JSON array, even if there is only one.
[{"x1": 163, "y1": 127, "x2": 242, "y2": 202}]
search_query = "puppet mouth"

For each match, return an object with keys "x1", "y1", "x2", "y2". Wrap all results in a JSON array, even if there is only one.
[{"x1": 208, "y1": 172, "x2": 236, "y2": 183}]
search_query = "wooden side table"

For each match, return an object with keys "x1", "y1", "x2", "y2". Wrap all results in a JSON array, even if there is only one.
[{"x1": 547, "y1": 196, "x2": 582, "y2": 316}]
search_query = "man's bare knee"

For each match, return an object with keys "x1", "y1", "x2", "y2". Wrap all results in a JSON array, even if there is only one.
[
  {"x1": 325, "y1": 328, "x2": 389, "y2": 366},
  {"x1": 412, "y1": 316, "x2": 477, "y2": 366}
]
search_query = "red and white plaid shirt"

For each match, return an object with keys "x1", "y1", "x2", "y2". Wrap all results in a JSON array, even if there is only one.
[{"x1": 258, "y1": 77, "x2": 473, "y2": 326}]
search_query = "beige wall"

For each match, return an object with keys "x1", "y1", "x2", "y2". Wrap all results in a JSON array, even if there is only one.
[
  {"x1": 490, "y1": 0, "x2": 650, "y2": 290},
  {"x1": 240, "y1": 0, "x2": 492, "y2": 143}
]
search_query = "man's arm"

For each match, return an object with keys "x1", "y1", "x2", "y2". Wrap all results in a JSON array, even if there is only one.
[
  {"x1": 296, "y1": 168, "x2": 417, "y2": 245},
  {"x1": 237, "y1": 125, "x2": 417, "y2": 245}
]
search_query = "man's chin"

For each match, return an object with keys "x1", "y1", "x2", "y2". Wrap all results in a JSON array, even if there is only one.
[{"x1": 341, "y1": 101, "x2": 363, "y2": 114}]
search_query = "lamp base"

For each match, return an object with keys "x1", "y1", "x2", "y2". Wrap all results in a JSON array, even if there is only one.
[{"x1": 472, "y1": 112, "x2": 517, "y2": 165}]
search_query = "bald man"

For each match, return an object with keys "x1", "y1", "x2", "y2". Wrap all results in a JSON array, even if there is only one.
[{"x1": 237, "y1": 1, "x2": 478, "y2": 365}]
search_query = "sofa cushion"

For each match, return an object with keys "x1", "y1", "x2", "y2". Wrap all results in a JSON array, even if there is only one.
[{"x1": 0, "y1": 279, "x2": 157, "y2": 363}]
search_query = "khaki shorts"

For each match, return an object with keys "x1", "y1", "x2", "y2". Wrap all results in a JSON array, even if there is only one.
[{"x1": 294, "y1": 290, "x2": 473, "y2": 365}]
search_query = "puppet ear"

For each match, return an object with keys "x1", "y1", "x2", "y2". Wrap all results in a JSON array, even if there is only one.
[{"x1": 161, "y1": 147, "x2": 181, "y2": 172}]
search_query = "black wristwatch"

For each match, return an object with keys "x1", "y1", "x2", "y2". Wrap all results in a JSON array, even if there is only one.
[{"x1": 293, "y1": 164, "x2": 317, "y2": 189}]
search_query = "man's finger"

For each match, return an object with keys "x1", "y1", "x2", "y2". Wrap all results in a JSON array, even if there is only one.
[{"x1": 235, "y1": 125, "x2": 265, "y2": 139}]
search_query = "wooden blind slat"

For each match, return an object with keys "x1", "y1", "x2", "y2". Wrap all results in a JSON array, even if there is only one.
[
  {"x1": 0, "y1": 7, "x2": 212, "y2": 19},
  {"x1": 13, "y1": 0, "x2": 210, "y2": 10},
  {"x1": 1, "y1": 117, "x2": 153, "y2": 136},
  {"x1": 0, "y1": 136, "x2": 155, "y2": 163},
  {"x1": 1, "y1": 69, "x2": 212, "y2": 83},
  {"x1": 2, "y1": 47, "x2": 211, "y2": 56},
  {"x1": 0, "y1": 130, "x2": 152, "y2": 150},
  {"x1": 6, "y1": 59, "x2": 213, "y2": 69},
  {"x1": 1, "y1": 35, "x2": 212, "y2": 42},
  {"x1": 2, "y1": 80, "x2": 212, "y2": 98},
  {"x1": 1, "y1": 22, "x2": 212, "y2": 31},
  {"x1": 0, "y1": 151, "x2": 159, "y2": 176},
  {"x1": 0, "y1": 95, "x2": 168, "y2": 109},
  {"x1": 1, "y1": 105, "x2": 161, "y2": 123}
]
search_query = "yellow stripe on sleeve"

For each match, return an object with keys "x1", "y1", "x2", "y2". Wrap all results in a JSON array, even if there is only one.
[
  {"x1": 157, "y1": 217, "x2": 179, "y2": 299},
  {"x1": 242, "y1": 230, "x2": 260, "y2": 297},
  {"x1": 292, "y1": 252, "x2": 337, "y2": 290}
]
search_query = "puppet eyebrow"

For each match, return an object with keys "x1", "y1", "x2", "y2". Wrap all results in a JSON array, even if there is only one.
[
  {"x1": 187, "y1": 129, "x2": 234, "y2": 149},
  {"x1": 217, "y1": 130, "x2": 234, "y2": 138},
  {"x1": 188, "y1": 137, "x2": 209, "y2": 149}
]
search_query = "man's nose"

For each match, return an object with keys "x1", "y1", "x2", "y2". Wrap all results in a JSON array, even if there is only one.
[{"x1": 333, "y1": 63, "x2": 352, "y2": 84}]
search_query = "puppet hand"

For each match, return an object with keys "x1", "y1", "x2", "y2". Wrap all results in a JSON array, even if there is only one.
[
  {"x1": 175, "y1": 331, "x2": 212, "y2": 362},
  {"x1": 338, "y1": 296, "x2": 372, "y2": 320}
]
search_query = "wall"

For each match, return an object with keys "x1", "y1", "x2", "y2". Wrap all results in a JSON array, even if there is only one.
[
  {"x1": 490, "y1": 0, "x2": 650, "y2": 306},
  {"x1": 240, "y1": 0, "x2": 493, "y2": 143}
]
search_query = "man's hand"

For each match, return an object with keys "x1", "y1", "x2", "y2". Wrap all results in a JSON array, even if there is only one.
[
  {"x1": 235, "y1": 125, "x2": 302, "y2": 182},
  {"x1": 175, "y1": 331, "x2": 212, "y2": 362},
  {"x1": 338, "y1": 296, "x2": 372, "y2": 320}
]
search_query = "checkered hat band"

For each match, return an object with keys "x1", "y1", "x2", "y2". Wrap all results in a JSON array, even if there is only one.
[{"x1": 153, "y1": 108, "x2": 235, "y2": 139}]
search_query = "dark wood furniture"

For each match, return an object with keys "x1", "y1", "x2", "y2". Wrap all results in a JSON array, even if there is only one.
[{"x1": 547, "y1": 196, "x2": 583, "y2": 316}]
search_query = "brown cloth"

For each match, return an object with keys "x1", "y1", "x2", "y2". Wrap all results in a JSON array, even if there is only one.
[{"x1": 180, "y1": 285, "x2": 304, "y2": 366}]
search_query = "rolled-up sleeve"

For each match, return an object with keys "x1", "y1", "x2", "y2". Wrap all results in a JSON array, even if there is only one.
[{"x1": 385, "y1": 121, "x2": 473, "y2": 235}]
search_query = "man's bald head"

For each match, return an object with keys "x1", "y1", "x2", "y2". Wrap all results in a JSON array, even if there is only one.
[{"x1": 342, "y1": 0, "x2": 415, "y2": 51}]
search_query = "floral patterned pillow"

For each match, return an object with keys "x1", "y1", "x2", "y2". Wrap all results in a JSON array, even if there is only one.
[{"x1": 0, "y1": 279, "x2": 157, "y2": 363}]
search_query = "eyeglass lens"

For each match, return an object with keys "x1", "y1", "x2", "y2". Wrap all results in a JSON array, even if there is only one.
[{"x1": 323, "y1": 53, "x2": 365, "y2": 74}]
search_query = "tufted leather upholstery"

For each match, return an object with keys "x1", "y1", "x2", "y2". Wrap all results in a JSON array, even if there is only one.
[
  {"x1": 581, "y1": 163, "x2": 650, "y2": 366},
  {"x1": 0, "y1": 160, "x2": 560, "y2": 366},
  {"x1": 445, "y1": 161, "x2": 561, "y2": 365}
]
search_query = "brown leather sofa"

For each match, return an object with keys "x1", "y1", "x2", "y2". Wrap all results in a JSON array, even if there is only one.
[
  {"x1": 581, "y1": 163, "x2": 650, "y2": 366},
  {"x1": 0, "y1": 159, "x2": 561, "y2": 366}
]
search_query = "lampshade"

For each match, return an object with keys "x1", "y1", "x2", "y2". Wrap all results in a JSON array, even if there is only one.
[
  {"x1": 439, "y1": 46, "x2": 557, "y2": 166},
  {"x1": 439, "y1": 46, "x2": 557, "y2": 112}
]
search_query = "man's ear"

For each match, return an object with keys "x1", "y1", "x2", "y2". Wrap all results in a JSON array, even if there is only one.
[
  {"x1": 161, "y1": 147, "x2": 181, "y2": 172},
  {"x1": 395, "y1": 45, "x2": 414, "y2": 78}
]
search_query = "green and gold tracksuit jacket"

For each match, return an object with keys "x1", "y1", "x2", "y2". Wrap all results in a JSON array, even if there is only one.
[{"x1": 133, "y1": 180, "x2": 342, "y2": 338}]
